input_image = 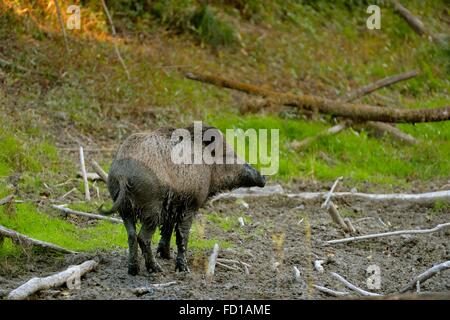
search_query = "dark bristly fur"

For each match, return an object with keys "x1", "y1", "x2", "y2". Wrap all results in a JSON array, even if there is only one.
[{"x1": 101, "y1": 125, "x2": 265, "y2": 275}]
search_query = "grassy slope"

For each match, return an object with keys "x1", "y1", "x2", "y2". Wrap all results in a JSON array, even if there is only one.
[{"x1": 0, "y1": 0, "x2": 448, "y2": 262}]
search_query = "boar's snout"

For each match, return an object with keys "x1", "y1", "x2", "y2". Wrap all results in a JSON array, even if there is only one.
[{"x1": 243, "y1": 163, "x2": 266, "y2": 188}]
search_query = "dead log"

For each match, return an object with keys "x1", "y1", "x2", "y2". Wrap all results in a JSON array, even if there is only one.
[
  {"x1": 7, "y1": 260, "x2": 98, "y2": 300},
  {"x1": 400, "y1": 261, "x2": 450, "y2": 293},
  {"x1": 391, "y1": 1, "x2": 427, "y2": 36},
  {"x1": 51, "y1": 205, "x2": 122, "y2": 224},
  {"x1": 91, "y1": 160, "x2": 108, "y2": 183},
  {"x1": 185, "y1": 72, "x2": 450, "y2": 123},
  {"x1": 326, "y1": 222, "x2": 450, "y2": 245},
  {"x1": 0, "y1": 224, "x2": 75, "y2": 254},
  {"x1": 287, "y1": 189, "x2": 450, "y2": 204}
]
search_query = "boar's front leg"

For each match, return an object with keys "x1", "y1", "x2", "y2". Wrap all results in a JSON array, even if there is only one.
[{"x1": 174, "y1": 210, "x2": 195, "y2": 272}]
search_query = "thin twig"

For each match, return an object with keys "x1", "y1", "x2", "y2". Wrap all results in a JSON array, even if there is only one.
[
  {"x1": 53, "y1": 0, "x2": 70, "y2": 53},
  {"x1": 400, "y1": 261, "x2": 450, "y2": 293},
  {"x1": 51, "y1": 205, "x2": 122, "y2": 224},
  {"x1": 322, "y1": 176, "x2": 343, "y2": 209},
  {"x1": 100, "y1": 0, "x2": 131, "y2": 79},
  {"x1": 91, "y1": 160, "x2": 108, "y2": 183},
  {"x1": 327, "y1": 222, "x2": 450, "y2": 245},
  {"x1": 79, "y1": 146, "x2": 91, "y2": 201},
  {"x1": 331, "y1": 272, "x2": 381, "y2": 296},
  {"x1": 206, "y1": 243, "x2": 220, "y2": 281},
  {"x1": 314, "y1": 284, "x2": 349, "y2": 297}
]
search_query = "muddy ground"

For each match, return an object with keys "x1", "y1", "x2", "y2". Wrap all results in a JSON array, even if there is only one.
[{"x1": 0, "y1": 181, "x2": 449, "y2": 300}]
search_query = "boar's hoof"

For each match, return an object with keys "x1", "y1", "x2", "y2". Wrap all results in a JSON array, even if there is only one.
[
  {"x1": 156, "y1": 245, "x2": 173, "y2": 260},
  {"x1": 146, "y1": 261, "x2": 163, "y2": 273},
  {"x1": 175, "y1": 257, "x2": 190, "y2": 272},
  {"x1": 128, "y1": 264, "x2": 140, "y2": 276}
]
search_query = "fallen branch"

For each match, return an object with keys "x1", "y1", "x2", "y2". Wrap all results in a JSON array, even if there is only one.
[
  {"x1": 363, "y1": 121, "x2": 418, "y2": 144},
  {"x1": 287, "y1": 189, "x2": 450, "y2": 204},
  {"x1": 0, "y1": 195, "x2": 14, "y2": 206},
  {"x1": 185, "y1": 72, "x2": 450, "y2": 123},
  {"x1": 344, "y1": 70, "x2": 419, "y2": 101},
  {"x1": 326, "y1": 222, "x2": 450, "y2": 245},
  {"x1": 7, "y1": 260, "x2": 98, "y2": 300},
  {"x1": 206, "y1": 243, "x2": 220, "y2": 281},
  {"x1": 91, "y1": 160, "x2": 108, "y2": 183},
  {"x1": 314, "y1": 284, "x2": 349, "y2": 297},
  {"x1": 217, "y1": 261, "x2": 240, "y2": 271},
  {"x1": 101, "y1": 0, "x2": 131, "y2": 79},
  {"x1": 0, "y1": 224, "x2": 75, "y2": 254},
  {"x1": 331, "y1": 272, "x2": 380, "y2": 296},
  {"x1": 327, "y1": 202, "x2": 351, "y2": 234},
  {"x1": 79, "y1": 146, "x2": 91, "y2": 201},
  {"x1": 51, "y1": 205, "x2": 122, "y2": 224},
  {"x1": 400, "y1": 261, "x2": 450, "y2": 293}
]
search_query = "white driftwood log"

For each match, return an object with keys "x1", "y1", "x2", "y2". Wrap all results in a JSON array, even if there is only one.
[
  {"x1": 91, "y1": 160, "x2": 109, "y2": 183},
  {"x1": 51, "y1": 204, "x2": 122, "y2": 224},
  {"x1": 331, "y1": 272, "x2": 381, "y2": 296},
  {"x1": 206, "y1": 243, "x2": 220, "y2": 279},
  {"x1": 210, "y1": 184, "x2": 284, "y2": 203},
  {"x1": 287, "y1": 190, "x2": 450, "y2": 204},
  {"x1": 314, "y1": 284, "x2": 349, "y2": 297},
  {"x1": 7, "y1": 260, "x2": 98, "y2": 300},
  {"x1": 0, "y1": 225, "x2": 75, "y2": 254},
  {"x1": 326, "y1": 222, "x2": 450, "y2": 245},
  {"x1": 79, "y1": 146, "x2": 91, "y2": 201},
  {"x1": 400, "y1": 261, "x2": 450, "y2": 293}
]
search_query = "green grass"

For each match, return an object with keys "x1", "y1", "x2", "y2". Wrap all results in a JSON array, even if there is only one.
[{"x1": 0, "y1": 202, "x2": 229, "y2": 259}]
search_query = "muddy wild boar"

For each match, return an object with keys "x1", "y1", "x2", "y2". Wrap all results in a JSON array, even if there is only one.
[{"x1": 100, "y1": 124, "x2": 265, "y2": 275}]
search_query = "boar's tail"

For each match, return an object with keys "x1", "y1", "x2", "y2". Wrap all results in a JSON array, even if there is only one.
[{"x1": 99, "y1": 176, "x2": 129, "y2": 216}]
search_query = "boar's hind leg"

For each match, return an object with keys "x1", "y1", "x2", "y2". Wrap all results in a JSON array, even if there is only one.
[
  {"x1": 123, "y1": 216, "x2": 139, "y2": 276},
  {"x1": 174, "y1": 210, "x2": 195, "y2": 272},
  {"x1": 138, "y1": 206, "x2": 163, "y2": 273},
  {"x1": 157, "y1": 213, "x2": 174, "y2": 259}
]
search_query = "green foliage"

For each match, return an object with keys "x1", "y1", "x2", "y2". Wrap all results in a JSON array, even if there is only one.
[{"x1": 190, "y1": 5, "x2": 238, "y2": 48}]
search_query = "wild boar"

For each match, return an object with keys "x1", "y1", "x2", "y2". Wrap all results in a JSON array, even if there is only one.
[{"x1": 101, "y1": 124, "x2": 265, "y2": 275}]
